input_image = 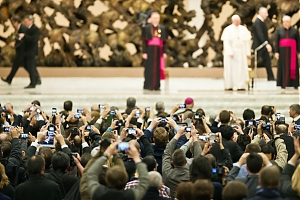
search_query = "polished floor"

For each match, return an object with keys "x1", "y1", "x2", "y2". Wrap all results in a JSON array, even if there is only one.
[{"x1": 0, "y1": 77, "x2": 299, "y2": 122}]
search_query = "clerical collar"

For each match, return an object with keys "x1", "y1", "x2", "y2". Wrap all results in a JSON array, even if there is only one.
[{"x1": 257, "y1": 15, "x2": 264, "y2": 22}]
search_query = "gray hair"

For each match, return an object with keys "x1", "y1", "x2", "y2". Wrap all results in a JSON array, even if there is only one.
[
  {"x1": 231, "y1": 14, "x2": 240, "y2": 21},
  {"x1": 290, "y1": 104, "x2": 300, "y2": 115},
  {"x1": 258, "y1": 7, "x2": 268, "y2": 14},
  {"x1": 155, "y1": 101, "x2": 165, "y2": 112},
  {"x1": 282, "y1": 15, "x2": 291, "y2": 22},
  {"x1": 25, "y1": 15, "x2": 34, "y2": 21},
  {"x1": 148, "y1": 171, "x2": 162, "y2": 188}
]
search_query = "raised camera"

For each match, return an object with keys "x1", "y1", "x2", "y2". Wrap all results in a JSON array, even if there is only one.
[
  {"x1": 117, "y1": 142, "x2": 130, "y2": 151},
  {"x1": 127, "y1": 128, "x2": 137, "y2": 135},
  {"x1": 194, "y1": 113, "x2": 202, "y2": 120},
  {"x1": 179, "y1": 104, "x2": 186, "y2": 108},
  {"x1": 185, "y1": 127, "x2": 191, "y2": 132}
]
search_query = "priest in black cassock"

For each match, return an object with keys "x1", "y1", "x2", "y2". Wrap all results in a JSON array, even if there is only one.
[
  {"x1": 142, "y1": 12, "x2": 167, "y2": 91},
  {"x1": 274, "y1": 15, "x2": 300, "y2": 89}
]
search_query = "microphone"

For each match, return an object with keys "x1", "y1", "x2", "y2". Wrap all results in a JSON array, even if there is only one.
[{"x1": 255, "y1": 41, "x2": 268, "y2": 51}]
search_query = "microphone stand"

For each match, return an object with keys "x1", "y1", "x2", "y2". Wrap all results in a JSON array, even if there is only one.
[{"x1": 254, "y1": 41, "x2": 268, "y2": 88}]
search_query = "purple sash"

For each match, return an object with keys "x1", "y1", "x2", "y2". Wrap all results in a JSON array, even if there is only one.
[
  {"x1": 279, "y1": 38, "x2": 297, "y2": 80},
  {"x1": 147, "y1": 37, "x2": 165, "y2": 80}
]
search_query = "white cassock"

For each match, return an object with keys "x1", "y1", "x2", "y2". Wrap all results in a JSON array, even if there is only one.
[{"x1": 221, "y1": 24, "x2": 251, "y2": 90}]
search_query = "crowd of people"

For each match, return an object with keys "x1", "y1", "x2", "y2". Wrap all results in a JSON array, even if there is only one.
[{"x1": 0, "y1": 97, "x2": 300, "y2": 200}]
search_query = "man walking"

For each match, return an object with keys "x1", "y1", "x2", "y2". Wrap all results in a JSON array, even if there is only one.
[
  {"x1": 21, "y1": 15, "x2": 41, "y2": 89},
  {"x1": 1, "y1": 16, "x2": 27, "y2": 85},
  {"x1": 252, "y1": 7, "x2": 275, "y2": 81},
  {"x1": 274, "y1": 15, "x2": 300, "y2": 89},
  {"x1": 221, "y1": 15, "x2": 251, "y2": 91}
]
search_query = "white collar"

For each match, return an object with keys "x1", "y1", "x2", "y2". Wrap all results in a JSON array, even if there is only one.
[
  {"x1": 28, "y1": 24, "x2": 33, "y2": 29},
  {"x1": 17, "y1": 24, "x2": 21, "y2": 30},
  {"x1": 257, "y1": 15, "x2": 264, "y2": 22},
  {"x1": 293, "y1": 115, "x2": 300, "y2": 122}
]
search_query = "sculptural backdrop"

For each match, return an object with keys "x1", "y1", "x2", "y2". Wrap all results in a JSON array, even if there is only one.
[{"x1": 0, "y1": 0, "x2": 299, "y2": 67}]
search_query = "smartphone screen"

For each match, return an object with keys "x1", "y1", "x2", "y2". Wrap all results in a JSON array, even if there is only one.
[
  {"x1": 19, "y1": 133, "x2": 29, "y2": 139},
  {"x1": 117, "y1": 142, "x2": 130, "y2": 151},
  {"x1": 99, "y1": 104, "x2": 104, "y2": 109},
  {"x1": 52, "y1": 108, "x2": 57, "y2": 115},
  {"x1": 128, "y1": 128, "x2": 136, "y2": 135},
  {"x1": 39, "y1": 132, "x2": 55, "y2": 147},
  {"x1": 135, "y1": 110, "x2": 140, "y2": 117},
  {"x1": 179, "y1": 104, "x2": 186, "y2": 108},
  {"x1": 77, "y1": 109, "x2": 83, "y2": 114}
]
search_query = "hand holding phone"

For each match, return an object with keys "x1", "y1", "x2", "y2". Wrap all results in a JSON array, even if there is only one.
[
  {"x1": 117, "y1": 142, "x2": 130, "y2": 151},
  {"x1": 179, "y1": 104, "x2": 186, "y2": 109}
]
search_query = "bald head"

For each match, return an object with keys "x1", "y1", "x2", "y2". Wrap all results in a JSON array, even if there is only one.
[
  {"x1": 231, "y1": 15, "x2": 241, "y2": 26},
  {"x1": 258, "y1": 7, "x2": 268, "y2": 20},
  {"x1": 91, "y1": 104, "x2": 100, "y2": 112},
  {"x1": 282, "y1": 15, "x2": 291, "y2": 29}
]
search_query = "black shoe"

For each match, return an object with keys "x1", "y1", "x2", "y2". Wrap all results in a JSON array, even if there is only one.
[
  {"x1": 1, "y1": 77, "x2": 11, "y2": 85},
  {"x1": 24, "y1": 85, "x2": 35, "y2": 89},
  {"x1": 37, "y1": 79, "x2": 41, "y2": 85},
  {"x1": 237, "y1": 89, "x2": 246, "y2": 91},
  {"x1": 268, "y1": 78, "x2": 276, "y2": 81},
  {"x1": 225, "y1": 88, "x2": 233, "y2": 91}
]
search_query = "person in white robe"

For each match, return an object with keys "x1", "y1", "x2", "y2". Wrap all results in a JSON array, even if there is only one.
[{"x1": 221, "y1": 15, "x2": 251, "y2": 91}]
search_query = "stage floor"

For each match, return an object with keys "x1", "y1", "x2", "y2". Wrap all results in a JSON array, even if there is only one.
[
  {"x1": 0, "y1": 77, "x2": 299, "y2": 122},
  {"x1": 0, "y1": 77, "x2": 298, "y2": 94}
]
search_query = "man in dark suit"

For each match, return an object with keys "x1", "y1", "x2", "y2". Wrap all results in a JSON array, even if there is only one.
[
  {"x1": 21, "y1": 15, "x2": 41, "y2": 89},
  {"x1": 15, "y1": 155, "x2": 62, "y2": 200},
  {"x1": 1, "y1": 16, "x2": 28, "y2": 85},
  {"x1": 289, "y1": 104, "x2": 300, "y2": 125},
  {"x1": 252, "y1": 7, "x2": 275, "y2": 81},
  {"x1": 209, "y1": 125, "x2": 244, "y2": 163}
]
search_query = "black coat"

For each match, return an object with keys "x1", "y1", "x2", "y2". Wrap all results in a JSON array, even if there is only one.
[
  {"x1": 293, "y1": 117, "x2": 300, "y2": 125},
  {"x1": 252, "y1": 18, "x2": 269, "y2": 51},
  {"x1": 142, "y1": 187, "x2": 170, "y2": 200},
  {"x1": 0, "y1": 138, "x2": 22, "y2": 188},
  {"x1": 14, "y1": 24, "x2": 27, "y2": 58},
  {"x1": 15, "y1": 174, "x2": 62, "y2": 200},
  {"x1": 210, "y1": 138, "x2": 243, "y2": 163},
  {"x1": 45, "y1": 170, "x2": 79, "y2": 198},
  {"x1": 23, "y1": 24, "x2": 40, "y2": 57}
]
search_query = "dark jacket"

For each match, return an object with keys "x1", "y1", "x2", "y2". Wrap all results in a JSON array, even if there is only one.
[
  {"x1": 293, "y1": 117, "x2": 300, "y2": 125},
  {"x1": 14, "y1": 24, "x2": 27, "y2": 60},
  {"x1": 227, "y1": 166, "x2": 259, "y2": 198},
  {"x1": 279, "y1": 135, "x2": 294, "y2": 160},
  {"x1": 0, "y1": 138, "x2": 22, "y2": 188},
  {"x1": 1, "y1": 184, "x2": 14, "y2": 200},
  {"x1": 280, "y1": 163, "x2": 299, "y2": 200},
  {"x1": 210, "y1": 138, "x2": 243, "y2": 163},
  {"x1": 245, "y1": 188, "x2": 285, "y2": 200},
  {"x1": 15, "y1": 174, "x2": 62, "y2": 200},
  {"x1": 252, "y1": 18, "x2": 269, "y2": 51},
  {"x1": 23, "y1": 24, "x2": 40, "y2": 57},
  {"x1": 142, "y1": 187, "x2": 170, "y2": 200},
  {"x1": 45, "y1": 171, "x2": 78, "y2": 199}
]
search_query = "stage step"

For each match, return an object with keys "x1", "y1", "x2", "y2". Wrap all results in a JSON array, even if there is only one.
[{"x1": 0, "y1": 78, "x2": 298, "y2": 123}]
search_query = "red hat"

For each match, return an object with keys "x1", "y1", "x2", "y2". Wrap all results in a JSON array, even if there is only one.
[{"x1": 184, "y1": 97, "x2": 194, "y2": 105}]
